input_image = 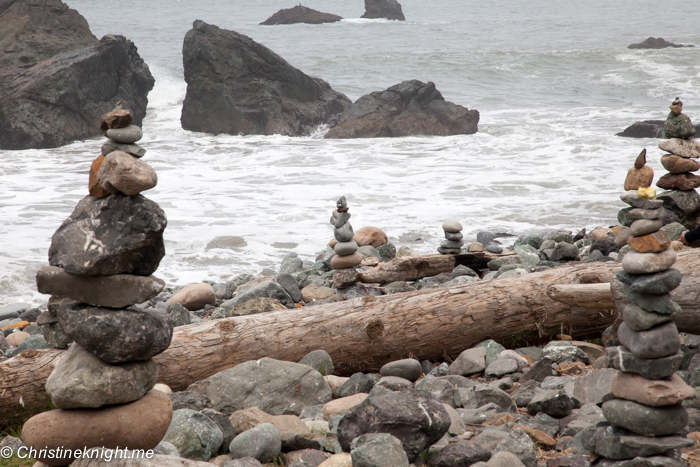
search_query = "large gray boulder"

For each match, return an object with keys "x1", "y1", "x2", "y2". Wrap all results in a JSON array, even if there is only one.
[
  {"x1": 616, "y1": 119, "x2": 700, "y2": 139},
  {"x1": 0, "y1": 0, "x2": 96, "y2": 70},
  {"x1": 56, "y1": 304, "x2": 174, "y2": 363},
  {"x1": 49, "y1": 194, "x2": 167, "y2": 276},
  {"x1": 337, "y1": 390, "x2": 451, "y2": 461},
  {"x1": 325, "y1": 80, "x2": 479, "y2": 139},
  {"x1": 361, "y1": 0, "x2": 405, "y2": 20},
  {"x1": 260, "y1": 5, "x2": 342, "y2": 25},
  {"x1": 181, "y1": 20, "x2": 350, "y2": 136},
  {"x1": 350, "y1": 433, "x2": 409, "y2": 467},
  {"x1": 46, "y1": 343, "x2": 157, "y2": 409},
  {"x1": 163, "y1": 409, "x2": 224, "y2": 461},
  {"x1": 0, "y1": 31, "x2": 153, "y2": 150},
  {"x1": 230, "y1": 279, "x2": 294, "y2": 309},
  {"x1": 187, "y1": 357, "x2": 331, "y2": 415}
]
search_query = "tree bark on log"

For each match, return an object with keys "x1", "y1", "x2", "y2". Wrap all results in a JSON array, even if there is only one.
[
  {"x1": 3, "y1": 250, "x2": 700, "y2": 426},
  {"x1": 358, "y1": 251, "x2": 515, "y2": 284}
]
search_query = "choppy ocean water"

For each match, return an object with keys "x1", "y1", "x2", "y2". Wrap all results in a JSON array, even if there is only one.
[{"x1": 1, "y1": 0, "x2": 700, "y2": 305}]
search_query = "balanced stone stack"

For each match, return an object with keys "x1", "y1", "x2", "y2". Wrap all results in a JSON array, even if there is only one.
[
  {"x1": 22, "y1": 105, "x2": 174, "y2": 467},
  {"x1": 597, "y1": 188, "x2": 696, "y2": 466},
  {"x1": 437, "y1": 220, "x2": 464, "y2": 254},
  {"x1": 657, "y1": 98, "x2": 700, "y2": 192},
  {"x1": 330, "y1": 196, "x2": 362, "y2": 269}
]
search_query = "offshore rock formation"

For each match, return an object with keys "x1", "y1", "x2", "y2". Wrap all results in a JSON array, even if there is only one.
[
  {"x1": 362, "y1": 0, "x2": 405, "y2": 21},
  {"x1": 325, "y1": 80, "x2": 479, "y2": 139},
  {"x1": 181, "y1": 20, "x2": 351, "y2": 136},
  {"x1": 260, "y1": 5, "x2": 342, "y2": 25},
  {"x1": 628, "y1": 37, "x2": 694, "y2": 49},
  {"x1": 0, "y1": 0, "x2": 154, "y2": 150}
]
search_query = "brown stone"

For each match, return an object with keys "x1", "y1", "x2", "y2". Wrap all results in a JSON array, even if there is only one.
[
  {"x1": 558, "y1": 362, "x2": 586, "y2": 376},
  {"x1": 97, "y1": 150, "x2": 157, "y2": 196},
  {"x1": 624, "y1": 165, "x2": 654, "y2": 191},
  {"x1": 323, "y1": 393, "x2": 368, "y2": 420},
  {"x1": 319, "y1": 454, "x2": 352, "y2": 467},
  {"x1": 88, "y1": 155, "x2": 109, "y2": 198},
  {"x1": 657, "y1": 172, "x2": 700, "y2": 191},
  {"x1": 634, "y1": 149, "x2": 647, "y2": 170},
  {"x1": 330, "y1": 252, "x2": 362, "y2": 269},
  {"x1": 301, "y1": 284, "x2": 335, "y2": 302},
  {"x1": 1, "y1": 321, "x2": 29, "y2": 331},
  {"x1": 329, "y1": 238, "x2": 338, "y2": 248},
  {"x1": 333, "y1": 269, "x2": 359, "y2": 289},
  {"x1": 6, "y1": 331, "x2": 30, "y2": 347},
  {"x1": 21, "y1": 390, "x2": 173, "y2": 466},
  {"x1": 628, "y1": 230, "x2": 671, "y2": 253},
  {"x1": 661, "y1": 154, "x2": 700, "y2": 174},
  {"x1": 659, "y1": 138, "x2": 700, "y2": 159},
  {"x1": 167, "y1": 283, "x2": 216, "y2": 311},
  {"x1": 610, "y1": 371, "x2": 695, "y2": 407},
  {"x1": 483, "y1": 413, "x2": 516, "y2": 426},
  {"x1": 468, "y1": 242, "x2": 484, "y2": 252},
  {"x1": 229, "y1": 406, "x2": 310, "y2": 436},
  {"x1": 589, "y1": 227, "x2": 612, "y2": 240},
  {"x1": 100, "y1": 109, "x2": 133, "y2": 133},
  {"x1": 287, "y1": 450, "x2": 332, "y2": 466},
  {"x1": 36, "y1": 265, "x2": 165, "y2": 308},
  {"x1": 353, "y1": 226, "x2": 388, "y2": 248},
  {"x1": 512, "y1": 424, "x2": 556, "y2": 448},
  {"x1": 324, "y1": 375, "x2": 349, "y2": 394}
]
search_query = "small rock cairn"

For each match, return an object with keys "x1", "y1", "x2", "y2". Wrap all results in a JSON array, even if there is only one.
[
  {"x1": 330, "y1": 196, "x2": 362, "y2": 269},
  {"x1": 437, "y1": 220, "x2": 464, "y2": 254},
  {"x1": 598, "y1": 187, "x2": 696, "y2": 464},
  {"x1": 22, "y1": 105, "x2": 175, "y2": 467},
  {"x1": 657, "y1": 98, "x2": 700, "y2": 191}
]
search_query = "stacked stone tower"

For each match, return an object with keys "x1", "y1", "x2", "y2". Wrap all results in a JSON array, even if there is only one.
[
  {"x1": 22, "y1": 105, "x2": 174, "y2": 466},
  {"x1": 597, "y1": 187, "x2": 696, "y2": 465},
  {"x1": 438, "y1": 220, "x2": 464, "y2": 254},
  {"x1": 657, "y1": 98, "x2": 700, "y2": 192},
  {"x1": 330, "y1": 196, "x2": 362, "y2": 269}
]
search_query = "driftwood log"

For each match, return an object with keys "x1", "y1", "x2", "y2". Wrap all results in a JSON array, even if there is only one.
[
  {"x1": 358, "y1": 251, "x2": 515, "y2": 284},
  {"x1": 3, "y1": 250, "x2": 700, "y2": 426}
]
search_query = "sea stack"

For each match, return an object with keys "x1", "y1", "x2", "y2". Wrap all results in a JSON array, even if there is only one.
[
  {"x1": 438, "y1": 220, "x2": 464, "y2": 254},
  {"x1": 24, "y1": 105, "x2": 174, "y2": 466},
  {"x1": 330, "y1": 196, "x2": 362, "y2": 269},
  {"x1": 599, "y1": 187, "x2": 695, "y2": 466}
]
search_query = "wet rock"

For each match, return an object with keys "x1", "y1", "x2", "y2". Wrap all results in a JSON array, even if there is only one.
[
  {"x1": 260, "y1": 5, "x2": 342, "y2": 25},
  {"x1": 181, "y1": 20, "x2": 350, "y2": 136},
  {"x1": 361, "y1": 0, "x2": 406, "y2": 20},
  {"x1": 325, "y1": 80, "x2": 478, "y2": 139},
  {"x1": 628, "y1": 37, "x2": 694, "y2": 49}
]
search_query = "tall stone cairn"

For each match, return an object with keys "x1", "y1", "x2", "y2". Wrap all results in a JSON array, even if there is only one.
[
  {"x1": 22, "y1": 104, "x2": 175, "y2": 467},
  {"x1": 330, "y1": 196, "x2": 362, "y2": 270},
  {"x1": 598, "y1": 187, "x2": 696, "y2": 465},
  {"x1": 657, "y1": 98, "x2": 700, "y2": 192},
  {"x1": 438, "y1": 220, "x2": 464, "y2": 254}
]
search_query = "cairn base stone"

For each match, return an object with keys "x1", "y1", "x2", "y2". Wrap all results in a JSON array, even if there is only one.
[
  {"x1": 610, "y1": 372, "x2": 695, "y2": 407},
  {"x1": 330, "y1": 253, "x2": 362, "y2": 269},
  {"x1": 601, "y1": 399, "x2": 687, "y2": 436},
  {"x1": 593, "y1": 425, "x2": 694, "y2": 460},
  {"x1": 21, "y1": 390, "x2": 173, "y2": 467},
  {"x1": 606, "y1": 346, "x2": 682, "y2": 380},
  {"x1": 617, "y1": 322, "x2": 680, "y2": 359},
  {"x1": 615, "y1": 269, "x2": 682, "y2": 295},
  {"x1": 36, "y1": 266, "x2": 164, "y2": 308}
]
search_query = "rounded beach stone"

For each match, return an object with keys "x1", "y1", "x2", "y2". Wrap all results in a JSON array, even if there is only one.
[
  {"x1": 440, "y1": 239, "x2": 465, "y2": 249},
  {"x1": 350, "y1": 433, "x2": 410, "y2": 467},
  {"x1": 657, "y1": 173, "x2": 700, "y2": 191},
  {"x1": 334, "y1": 222, "x2": 354, "y2": 242},
  {"x1": 615, "y1": 269, "x2": 682, "y2": 295},
  {"x1": 601, "y1": 399, "x2": 687, "y2": 436},
  {"x1": 442, "y1": 220, "x2": 463, "y2": 233},
  {"x1": 106, "y1": 124, "x2": 143, "y2": 144},
  {"x1": 661, "y1": 154, "x2": 700, "y2": 173},
  {"x1": 167, "y1": 283, "x2": 216, "y2": 311},
  {"x1": 6, "y1": 331, "x2": 29, "y2": 347},
  {"x1": 229, "y1": 423, "x2": 281, "y2": 463},
  {"x1": 98, "y1": 150, "x2": 157, "y2": 196},
  {"x1": 163, "y1": 409, "x2": 224, "y2": 461},
  {"x1": 379, "y1": 358, "x2": 423, "y2": 382},
  {"x1": 334, "y1": 240, "x2": 358, "y2": 256},
  {"x1": 88, "y1": 155, "x2": 109, "y2": 198},
  {"x1": 617, "y1": 322, "x2": 680, "y2": 359},
  {"x1": 298, "y1": 349, "x2": 334, "y2": 376},
  {"x1": 619, "y1": 191, "x2": 664, "y2": 209},
  {"x1": 323, "y1": 393, "x2": 368, "y2": 420},
  {"x1": 445, "y1": 231, "x2": 464, "y2": 240},
  {"x1": 101, "y1": 140, "x2": 146, "y2": 158},
  {"x1": 610, "y1": 372, "x2": 695, "y2": 407},
  {"x1": 624, "y1": 166, "x2": 654, "y2": 191},
  {"x1": 606, "y1": 346, "x2": 682, "y2": 380},
  {"x1": 56, "y1": 303, "x2": 174, "y2": 363},
  {"x1": 100, "y1": 109, "x2": 133, "y2": 132},
  {"x1": 330, "y1": 253, "x2": 362, "y2": 269},
  {"x1": 21, "y1": 390, "x2": 173, "y2": 467},
  {"x1": 36, "y1": 266, "x2": 165, "y2": 308},
  {"x1": 629, "y1": 219, "x2": 663, "y2": 237},
  {"x1": 659, "y1": 137, "x2": 700, "y2": 158},
  {"x1": 622, "y1": 304, "x2": 676, "y2": 332},
  {"x1": 46, "y1": 343, "x2": 158, "y2": 409},
  {"x1": 627, "y1": 207, "x2": 663, "y2": 220},
  {"x1": 627, "y1": 231, "x2": 670, "y2": 253},
  {"x1": 353, "y1": 226, "x2": 388, "y2": 248},
  {"x1": 334, "y1": 212, "x2": 350, "y2": 229},
  {"x1": 621, "y1": 248, "x2": 676, "y2": 274},
  {"x1": 437, "y1": 247, "x2": 462, "y2": 254}
]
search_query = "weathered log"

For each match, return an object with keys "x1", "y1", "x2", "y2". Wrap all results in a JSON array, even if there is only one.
[
  {"x1": 358, "y1": 251, "x2": 516, "y2": 284},
  {"x1": 547, "y1": 283, "x2": 615, "y2": 309},
  {"x1": 3, "y1": 250, "x2": 700, "y2": 427}
]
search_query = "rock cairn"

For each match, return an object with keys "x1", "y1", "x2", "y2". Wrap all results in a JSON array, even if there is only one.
[
  {"x1": 330, "y1": 196, "x2": 362, "y2": 269},
  {"x1": 22, "y1": 105, "x2": 174, "y2": 467},
  {"x1": 599, "y1": 188, "x2": 696, "y2": 465},
  {"x1": 438, "y1": 220, "x2": 464, "y2": 254},
  {"x1": 657, "y1": 98, "x2": 700, "y2": 192}
]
